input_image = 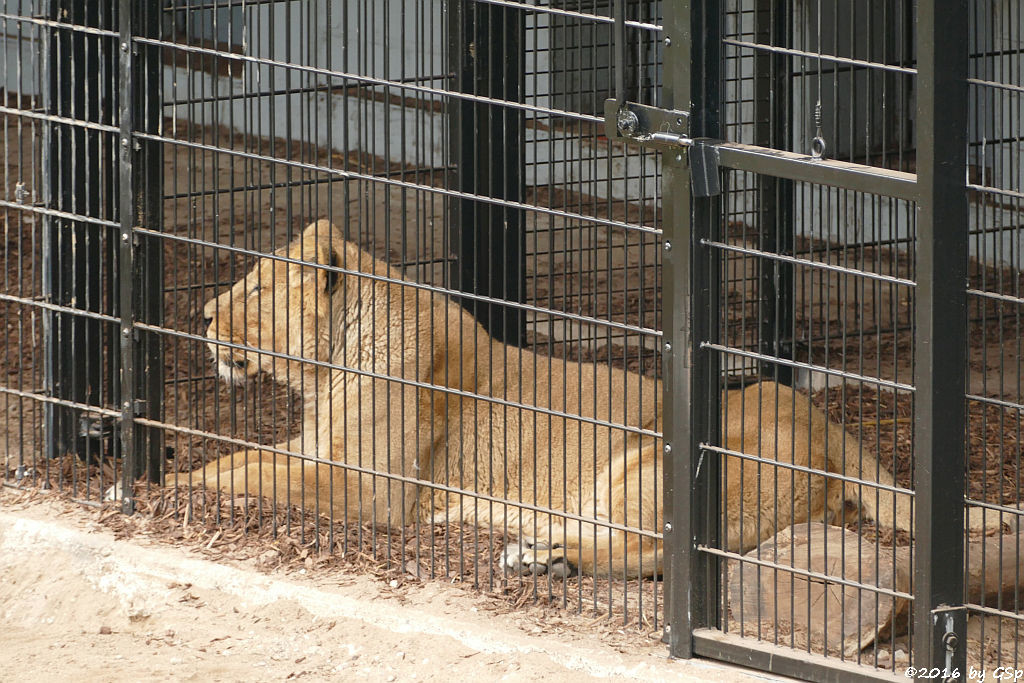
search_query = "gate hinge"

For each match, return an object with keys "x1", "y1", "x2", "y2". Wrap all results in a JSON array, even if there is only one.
[{"x1": 603, "y1": 99, "x2": 721, "y2": 197}]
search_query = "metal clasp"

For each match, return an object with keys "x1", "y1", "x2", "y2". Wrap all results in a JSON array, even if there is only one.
[
  {"x1": 604, "y1": 99, "x2": 691, "y2": 150},
  {"x1": 603, "y1": 99, "x2": 722, "y2": 197}
]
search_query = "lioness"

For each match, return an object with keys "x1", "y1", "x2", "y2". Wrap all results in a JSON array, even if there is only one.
[{"x1": 198, "y1": 219, "x2": 916, "y2": 577}]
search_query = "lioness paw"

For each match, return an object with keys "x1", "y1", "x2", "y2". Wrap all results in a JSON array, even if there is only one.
[{"x1": 502, "y1": 540, "x2": 574, "y2": 578}]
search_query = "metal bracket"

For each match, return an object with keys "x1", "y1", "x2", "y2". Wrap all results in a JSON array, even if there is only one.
[
  {"x1": 931, "y1": 605, "x2": 966, "y2": 682},
  {"x1": 79, "y1": 413, "x2": 115, "y2": 440},
  {"x1": 689, "y1": 141, "x2": 721, "y2": 198},
  {"x1": 603, "y1": 99, "x2": 722, "y2": 197},
  {"x1": 603, "y1": 99, "x2": 691, "y2": 150},
  {"x1": 605, "y1": 99, "x2": 918, "y2": 201}
]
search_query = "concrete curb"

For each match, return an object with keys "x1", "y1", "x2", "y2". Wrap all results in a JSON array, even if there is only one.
[{"x1": 0, "y1": 506, "x2": 781, "y2": 682}]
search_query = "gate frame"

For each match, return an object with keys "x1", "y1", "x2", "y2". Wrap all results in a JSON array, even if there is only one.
[{"x1": 615, "y1": 0, "x2": 971, "y2": 678}]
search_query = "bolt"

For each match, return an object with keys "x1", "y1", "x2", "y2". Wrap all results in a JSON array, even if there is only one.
[
  {"x1": 664, "y1": 37, "x2": 672, "y2": 47},
  {"x1": 664, "y1": 522, "x2": 673, "y2": 533},
  {"x1": 120, "y1": 41, "x2": 128, "y2": 52},
  {"x1": 663, "y1": 241, "x2": 672, "y2": 252},
  {"x1": 121, "y1": 137, "x2": 129, "y2": 148},
  {"x1": 122, "y1": 401, "x2": 131, "y2": 411},
  {"x1": 664, "y1": 444, "x2": 672, "y2": 454},
  {"x1": 122, "y1": 327, "x2": 130, "y2": 337},
  {"x1": 617, "y1": 108, "x2": 639, "y2": 136},
  {"x1": 943, "y1": 632, "x2": 959, "y2": 651},
  {"x1": 663, "y1": 342, "x2": 672, "y2": 352},
  {"x1": 121, "y1": 232, "x2": 129, "y2": 242},
  {"x1": 675, "y1": 153, "x2": 683, "y2": 162}
]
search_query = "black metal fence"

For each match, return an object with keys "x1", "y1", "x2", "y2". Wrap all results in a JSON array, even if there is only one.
[{"x1": 2, "y1": 1, "x2": 1023, "y2": 680}]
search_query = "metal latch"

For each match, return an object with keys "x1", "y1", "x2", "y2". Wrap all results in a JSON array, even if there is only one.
[
  {"x1": 603, "y1": 99, "x2": 721, "y2": 198},
  {"x1": 604, "y1": 99, "x2": 690, "y2": 150}
]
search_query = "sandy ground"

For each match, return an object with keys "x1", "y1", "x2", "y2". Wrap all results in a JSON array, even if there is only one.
[{"x1": 0, "y1": 489, "x2": 782, "y2": 683}]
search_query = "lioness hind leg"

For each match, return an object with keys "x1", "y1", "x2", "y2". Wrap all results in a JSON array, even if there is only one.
[
  {"x1": 501, "y1": 443, "x2": 663, "y2": 579},
  {"x1": 503, "y1": 539, "x2": 574, "y2": 578}
]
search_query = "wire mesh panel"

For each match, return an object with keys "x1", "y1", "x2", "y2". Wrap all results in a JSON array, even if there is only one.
[
  {"x1": 666, "y1": 0, "x2": 1024, "y2": 678},
  {"x1": 0, "y1": 0, "x2": 665, "y2": 628},
  {"x1": 714, "y1": 172, "x2": 919, "y2": 670},
  {"x1": 685, "y1": 2, "x2": 929, "y2": 675},
  {"x1": 964, "y1": 0, "x2": 1024, "y2": 672},
  {"x1": 1, "y1": 1, "x2": 137, "y2": 502},
  {"x1": 127, "y1": 0, "x2": 665, "y2": 626},
  {"x1": 1, "y1": 1, "x2": 50, "y2": 492}
]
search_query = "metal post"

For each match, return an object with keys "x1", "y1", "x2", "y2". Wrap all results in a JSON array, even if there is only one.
[
  {"x1": 135, "y1": 0, "x2": 164, "y2": 486},
  {"x1": 663, "y1": 0, "x2": 722, "y2": 658},
  {"x1": 118, "y1": 0, "x2": 164, "y2": 508},
  {"x1": 448, "y1": 0, "x2": 525, "y2": 345},
  {"x1": 43, "y1": 0, "x2": 106, "y2": 463},
  {"x1": 754, "y1": 0, "x2": 794, "y2": 384},
  {"x1": 913, "y1": 0, "x2": 969, "y2": 673}
]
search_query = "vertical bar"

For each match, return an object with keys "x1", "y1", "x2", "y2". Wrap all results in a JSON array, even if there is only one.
[
  {"x1": 612, "y1": 0, "x2": 626, "y2": 105},
  {"x1": 43, "y1": 0, "x2": 105, "y2": 463},
  {"x1": 448, "y1": 0, "x2": 525, "y2": 345},
  {"x1": 119, "y1": 0, "x2": 164, "y2": 508},
  {"x1": 137, "y1": 0, "x2": 164, "y2": 484},
  {"x1": 663, "y1": 0, "x2": 722, "y2": 658},
  {"x1": 41, "y1": 0, "x2": 59, "y2": 460},
  {"x1": 913, "y1": 0, "x2": 969, "y2": 672},
  {"x1": 118, "y1": 0, "x2": 139, "y2": 510},
  {"x1": 754, "y1": 0, "x2": 793, "y2": 383}
]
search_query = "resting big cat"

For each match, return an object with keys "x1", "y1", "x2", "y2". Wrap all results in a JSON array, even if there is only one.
[{"x1": 198, "y1": 219, "x2": 918, "y2": 577}]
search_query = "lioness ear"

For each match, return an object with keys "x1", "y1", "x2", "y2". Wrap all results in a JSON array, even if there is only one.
[{"x1": 325, "y1": 249, "x2": 341, "y2": 294}]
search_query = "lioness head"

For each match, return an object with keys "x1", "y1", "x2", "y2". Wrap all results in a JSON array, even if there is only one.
[{"x1": 202, "y1": 219, "x2": 344, "y2": 387}]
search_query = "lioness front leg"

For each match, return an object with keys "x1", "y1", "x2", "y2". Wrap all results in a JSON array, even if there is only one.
[
  {"x1": 191, "y1": 442, "x2": 347, "y2": 516},
  {"x1": 193, "y1": 446, "x2": 304, "y2": 504},
  {"x1": 194, "y1": 434, "x2": 303, "y2": 490}
]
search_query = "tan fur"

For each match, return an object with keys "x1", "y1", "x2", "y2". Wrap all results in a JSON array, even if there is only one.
[{"x1": 198, "y1": 219, "x2": 926, "y2": 577}]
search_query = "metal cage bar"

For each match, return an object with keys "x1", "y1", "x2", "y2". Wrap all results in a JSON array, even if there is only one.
[
  {"x1": 662, "y1": 0, "x2": 723, "y2": 657},
  {"x1": 449, "y1": 0, "x2": 526, "y2": 345},
  {"x1": 117, "y1": 0, "x2": 165, "y2": 505},
  {"x1": 912, "y1": 0, "x2": 969, "y2": 672}
]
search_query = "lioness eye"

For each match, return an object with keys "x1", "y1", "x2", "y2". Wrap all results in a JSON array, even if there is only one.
[{"x1": 249, "y1": 284, "x2": 260, "y2": 297}]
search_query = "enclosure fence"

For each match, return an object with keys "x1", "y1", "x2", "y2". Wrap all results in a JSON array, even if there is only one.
[{"x1": 2, "y1": 1, "x2": 1024, "y2": 681}]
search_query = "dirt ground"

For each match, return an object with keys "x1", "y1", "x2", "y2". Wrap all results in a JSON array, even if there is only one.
[{"x1": 0, "y1": 487, "x2": 772, "y2": 683}]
